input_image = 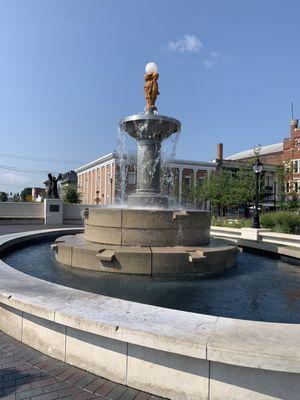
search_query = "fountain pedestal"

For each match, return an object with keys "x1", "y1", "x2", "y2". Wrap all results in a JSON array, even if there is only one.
[{"x1": 120, "y1": 111, "x2": 180, "y2": 208}]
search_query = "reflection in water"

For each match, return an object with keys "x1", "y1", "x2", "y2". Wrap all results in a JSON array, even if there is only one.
[{"x1": 2, "y1": 240, "x2": 300, "y2": 323}]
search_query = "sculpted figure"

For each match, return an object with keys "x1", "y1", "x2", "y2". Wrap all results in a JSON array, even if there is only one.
[
  {"x1": 149, "y1": 72, "x2": 159, "y2": 109},
  {"x1": 46, "y1": 173, "x2": 62, "y2": 199},
  {"x1": 144, "y1": 73, "x2": 153, "y2": 110},
  {"x1": 144, "y1": 72, "x2": 159, "y2": 110}
]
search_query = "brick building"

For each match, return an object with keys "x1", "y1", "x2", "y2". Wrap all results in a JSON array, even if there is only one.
[
  {"x1": 225, "y1": 118, "x2": 300, "y2": 198},
  {"x1": 75, "y1": 153, "x2": 216, "y2": 206},
  {"x1": 283, "y1": 119, "x2": 300, "y2": 194}
]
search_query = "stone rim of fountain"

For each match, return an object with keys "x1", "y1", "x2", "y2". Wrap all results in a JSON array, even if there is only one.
[{"x1": 0, "y1": 229, "x2": 300, "y2": 400}]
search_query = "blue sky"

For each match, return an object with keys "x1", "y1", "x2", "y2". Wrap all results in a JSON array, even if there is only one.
[{"x1": 1, "y1": 0, "x2": 300, "y2": 193}]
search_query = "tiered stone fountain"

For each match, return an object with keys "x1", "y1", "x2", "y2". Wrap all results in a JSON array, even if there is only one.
[{"x1": 54, "y1": 63, "x2": 237, "y2": 275}]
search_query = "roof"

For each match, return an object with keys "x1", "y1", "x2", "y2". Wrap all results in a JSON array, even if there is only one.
[{"x1": 226, "y1": 142, "x2": 283, "y2": 161}]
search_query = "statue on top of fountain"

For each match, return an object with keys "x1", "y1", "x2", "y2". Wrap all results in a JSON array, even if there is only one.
[{"x1": 144, "y1": 62, "x2": 160, "y2": 112}]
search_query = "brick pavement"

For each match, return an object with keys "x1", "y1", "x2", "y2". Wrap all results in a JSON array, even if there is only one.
[{"x1": 0, "y1": 331, "x2": 164, "y2": 400}]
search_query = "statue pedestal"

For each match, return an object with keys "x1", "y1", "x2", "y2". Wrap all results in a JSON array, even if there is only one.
[{"x1": 44, "y1": 199, "x2": 63, "y2": 225}]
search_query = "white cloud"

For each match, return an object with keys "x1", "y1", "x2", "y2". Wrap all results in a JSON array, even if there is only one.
[
  {"x1": 204, "y1": 51, "x2": 220, "y2": 68},
  {"x1": 0, "y1": 171, "x2": 41, "y2": 193},
  {"x1": 168, "y1": 34, "x2": 202, "y2": 53}
]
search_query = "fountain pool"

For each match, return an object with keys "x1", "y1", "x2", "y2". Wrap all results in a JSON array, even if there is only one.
[{"x1": 3, "y1": 238, "x2": 300, "y2": 323}]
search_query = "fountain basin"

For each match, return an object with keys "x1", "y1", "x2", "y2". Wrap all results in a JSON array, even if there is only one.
[
  {"x1": 84, "y1": 208, "x2": 210, "y2": 246},
  {"x1": 1, "y1": 229, "x2": 300, "y2": 400},
  {"x1": 54, "y1": 207, "x2": 237, "y2": 275},
  {"x1": 120, "y1": 113, "x2": 180, "y2": 141}
]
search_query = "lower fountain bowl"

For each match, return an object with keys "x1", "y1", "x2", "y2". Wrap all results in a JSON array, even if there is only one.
[{"x1": 53, "y1": 207, "x2": 238, "y2": 276}]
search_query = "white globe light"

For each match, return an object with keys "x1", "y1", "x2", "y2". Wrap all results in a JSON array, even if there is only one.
[{"x1": 145, "y1": 62, "x2": 158, "y2": 74}]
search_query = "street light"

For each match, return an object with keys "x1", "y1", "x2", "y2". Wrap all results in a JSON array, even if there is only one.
[{"x1": 252, "y1": 156, "x2": 263, "y2": 228}]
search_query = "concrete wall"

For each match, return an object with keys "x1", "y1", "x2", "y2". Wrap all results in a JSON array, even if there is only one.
[
  {"x1": 0, "y1": 202, "x2": 98, "y2": 224},
  {"x1": 0, "y1": 229, "x2": 300, "y2": 399},
  {"x1": 0, "y1": 202, "x2": 44, "y2": 217},
  {"x1": 211, "y1": 226, "x2": 300, "y2": 259}
]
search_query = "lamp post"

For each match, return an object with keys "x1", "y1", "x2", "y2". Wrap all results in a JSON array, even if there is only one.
[{"x1": 252, "y1": 156, "x2": 263, "y2": 228}]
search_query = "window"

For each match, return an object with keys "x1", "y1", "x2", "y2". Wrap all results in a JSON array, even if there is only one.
[
  {"x1": 128, "y1": 171, "x2": 136, "y2": 184},
  {"x1": 295, "y1": 182, "x2": 299, "y2": 193},
  {"x1": 293, "y1": 159, "x2": 300, "y2": 173},
  {"x1": 184, "y1": 176, "x2": 191, "y2": 188},
  {"x1": 286, "y1": 182, "x2": 290, "y2": 193}
]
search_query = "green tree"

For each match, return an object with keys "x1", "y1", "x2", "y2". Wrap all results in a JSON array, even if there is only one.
[
  {"x1": 20, "y1": 187, "x2": 33, "y2": 202},
  {"x1": 63, "y1": 186, "x2": 80, "y2": 204},
  {"x1": 192, "y1": 167, "x2": 257, "y2": 216},
  {"x1": 0, "y1": 192, "x2": 8, "y2": 202}
]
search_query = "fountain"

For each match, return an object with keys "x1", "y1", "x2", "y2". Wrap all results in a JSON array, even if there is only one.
[{"x1": 53, "y1": 63, "x2": 237, "y2": 275}]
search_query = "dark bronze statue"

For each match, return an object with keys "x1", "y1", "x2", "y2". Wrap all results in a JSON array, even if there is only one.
[{"x1": 46, "y1": 173, "x2": 62, "y2": 199}]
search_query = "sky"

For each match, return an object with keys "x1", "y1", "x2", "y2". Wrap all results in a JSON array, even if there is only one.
[{"x1": 1, "y1": 0, "x2": 300, "y2": 193}]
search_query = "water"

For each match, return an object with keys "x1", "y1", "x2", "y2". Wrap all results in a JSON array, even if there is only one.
[
  {"x1": 3, "y1": 240, "x2": 300, "y2": 323},
  {"x1": 117, "y1": 113, "x2": 181, "y2": 206}
]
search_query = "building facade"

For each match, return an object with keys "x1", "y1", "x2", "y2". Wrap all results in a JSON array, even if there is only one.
[
  {"x1": 283, "y1": 119, "x2": 300, "y2": 195},
  {"x1": 225, "y1": 118, "x2": 300, "y2": 200},
  {"x1": 75, "y1": 153, "x2": 216, "y2": 206}
]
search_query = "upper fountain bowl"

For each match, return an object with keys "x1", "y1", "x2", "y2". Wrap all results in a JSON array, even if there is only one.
[{"x1": 120, "y1": 113, "x2": 181, "y2": 141}]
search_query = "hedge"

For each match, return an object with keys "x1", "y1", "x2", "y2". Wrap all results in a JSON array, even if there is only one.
[{"x1": 260, "y1": 211, "x2": 300, "y2": 234}]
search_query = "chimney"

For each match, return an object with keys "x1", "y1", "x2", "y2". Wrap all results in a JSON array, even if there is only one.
[
  {"x1": 290, "y1": 119, "x2": 298, "y2": 137},
  {"x1": 217, "y1": 143, "x2": 223, "y2": 161}
]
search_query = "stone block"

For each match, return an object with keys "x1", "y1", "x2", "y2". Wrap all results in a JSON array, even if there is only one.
[
  {"x1": 0, "y1": 303, "x2": 22, "y2": 340},
  {"x1": 226, "y1": 247, "x2": 238, "y2": 269},
  {"x1": 207, "y1": 317, "x2": 300, "y2": 372},
  {"x1": 72, "y1": 244, "x2": 104, "y2": 270},
  {"x1": 44, "y1": 198, "x2": 63, "y2": 225},
  {"x1": 122, "y1": 209, "x2": 176, "y2": 229},
  {"x1": 210, "y1": 361, "x2": 300, "y2": 400},
  {"x1": 84, "y1": 225, "x2": 122, "y2": 245},
  {"x1": 22, "y1": 312, "x2": 66, "y2": 361},
  {"x1": 122, "y1": 227, "x2": 209, "y2": 247},
  {"x1": 127, "y1": 343, "x2": 209, "y2": 400},
  {"x1": 56, "y1": 243, "x2": 72, "y2": 265},
  {"x1": 152, "y1": 248, "x2": 192, "y2": 274},
  {"x1": 66, "y1": 327, "x2": 127, "y2": 384},
  {"x1": 87, "y1": 208, "x2": 122, "y2": 227},
  {"x1": 122, "y1": 228, "x2": 177, "y2": 247},
  {"x1": 241, "y1": 228, "x2": 270, "y2": 241},
  {"x1": 99, "y1": 247, "x2": 152, "y2": 274}
]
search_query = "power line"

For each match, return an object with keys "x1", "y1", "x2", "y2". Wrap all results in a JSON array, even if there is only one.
[
  {"x1": 0, "y1": 152, "x2": 85, "y2": 165},
  {"x1": 0, "y1": 164, "x2": 59, "y2": 175}
]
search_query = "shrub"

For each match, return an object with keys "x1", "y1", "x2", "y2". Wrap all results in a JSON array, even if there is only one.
[{"x1": 260, "y1": 211, "x2": 300, "y2": 234}]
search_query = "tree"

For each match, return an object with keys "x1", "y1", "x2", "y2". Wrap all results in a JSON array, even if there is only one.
[
  {"x1": 63, "y1": 186, "x2": 80, "y2": 204},
  {"x1": 0, "y1": 192, "x2": 8, "y2": 202},
  {"x1": 20, "y1": 187, "x2": 32, "y2": 202},
  {"x1": 192, "y1": 167, "x2": 257, "y2": 216}
]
